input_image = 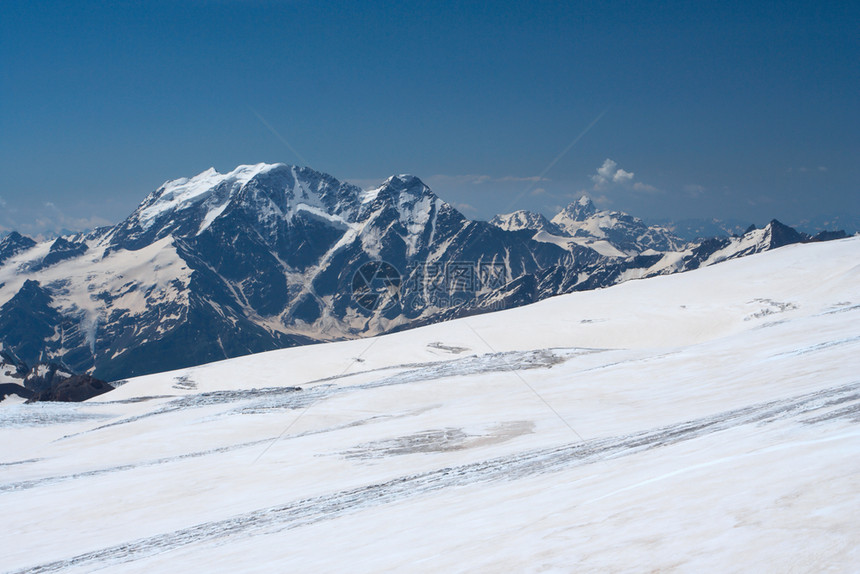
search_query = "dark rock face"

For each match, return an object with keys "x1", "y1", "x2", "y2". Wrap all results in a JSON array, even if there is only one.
[
  {"x1": 0, "y1": 383, "x2": 33, "y2": 401},
  {"x1": 0, "y1": 232, "x2": 37, "y2": 266},
  {"x1": 766, "y1": 220, "x2": 808, "y2": 249},
  {"x1": 28, "y1": 375, "x2": 113, "y2": 402},
  {"x1": 0, "y1": 346, "x2": 100, "y2": 402},
  {"x1": 23, "y1": 362, "x2": 75, "y2": 393},
  {"x1": 0, "y1": 281, "x2": 62, "y2": 367},
  {"x1": 681, "y1": 237, "x2": 732, "y2": 271},
  {"x1": 811, "y1": 230, "x2": 847, "y2": 242},
  {"x1": 31, "y1": 237, "x2": 88, "y2": 271},
  {"x1": 1, "y1": 348, "x2": 28, "y2": 381}
]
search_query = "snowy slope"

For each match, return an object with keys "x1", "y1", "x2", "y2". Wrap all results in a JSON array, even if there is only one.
[{"x1": 1, "y1": 235, "x2": 858, "y2": 572}]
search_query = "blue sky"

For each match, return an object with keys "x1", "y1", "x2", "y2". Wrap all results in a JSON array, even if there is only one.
[{"x1": 1, "y1": 0, "x2": 858, "y2": 236}]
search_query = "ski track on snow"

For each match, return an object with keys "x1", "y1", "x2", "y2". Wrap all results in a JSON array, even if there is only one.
[
  {"x1": 0, "y1": 407, "x2": 436, "y2": 494},
  {"x1": 54, "y1": 348, "x2": 596, "y2": 436},
  {"x1": 8, "y1": 380, "x2": 860, "y2": 574},
  {"x1": 0, "y1": 348, "x2": 587, "y2": 493}
]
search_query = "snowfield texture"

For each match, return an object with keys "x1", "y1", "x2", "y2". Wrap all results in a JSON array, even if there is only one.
[{"x1": 1, "y1": 237, "x2": 859, "y2": 573}]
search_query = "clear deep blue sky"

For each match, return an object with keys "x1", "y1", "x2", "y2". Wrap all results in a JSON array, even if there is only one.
[{"x1": 1, "y1": 0, "x2": 858, "y2": 236}]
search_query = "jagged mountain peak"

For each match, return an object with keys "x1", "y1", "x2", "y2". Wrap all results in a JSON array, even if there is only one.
[
  {"x1": 236, "y1": 164, "x2": 364, "y2": 224},
  {"x1": 7, "y1": 279, "x2": 51, "y2": 304},
  {"x1": 576, "y1": 194, "x2": 595, "y2": 209},
  {"x1": 553, "y1": 195, "x2": 597, "y2": 223},
  {"x1": 756, "y1": 219, "x2": 808, "y2": 250},
  {"x1": 1, "y1": 231, "x2": 33, "y2": 244},
  {"x1": 112, "y1": 163, "x2": 285, "y2": 246},
  {"x1": 119, "y1": 165, "x2": 442, "y2": 251},
  {"x1": 388, "y1": 173, "x2": 428, "y2": 188},
  {"x1": 544, "y1": 197, "x2": 684, "y2": 254},
  {"x1": 489, "y1": 210, "x2": 561, "y2": 235},
  {"x1": 362, "y1": 174, "x2": 433, "y2": 202},
  {"x1": 143, "y1": 163, "x2": 282, "y2": 222},
  {"x1": 358, "y1": 173, "x2": 454, "y2": 226},
  {"x1": 350, "y1": 173, "x2": 467, "y2": 260},
  {"x1": 0, "y1": 231, "x2": 37, "y2": 266},
  {"x1": 109, "y1": 163, "x2": 365, "y2": 249}
]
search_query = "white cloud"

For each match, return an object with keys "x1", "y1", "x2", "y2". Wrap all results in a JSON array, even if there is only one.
[
  {"x1": 613, "y1": 168, "x2": 634, "y2": 183},
  {"x1": 590, "y1": 158, "x2": 660, "y2": 194},
  {"x1": 787, "y1": 166, "x2": 828, "y2": 175},
  {"x1": 497, "y1": 175, "x2": 548, "y2": 183},
  {"x1": 632, "y1": 182, "x2": 659, "y2": 193},
  {"x1": 591, "y1": 159, "x2": 620, "y2": 188},
  {"x1": 592, "y1": 194, "x2": 612, "y2": 206},
  {"x1": 683, "y1": 184, "x2": 706, "y2": 197},
  {"x1": 453, "y1": 202, "x2": 477, "y2": 213},
  {"x1": 592, "y1": 159, "x2": 636, "y2": 188}
]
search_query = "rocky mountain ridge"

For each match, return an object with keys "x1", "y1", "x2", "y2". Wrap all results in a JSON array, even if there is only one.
[{"x1": 0, "y1": 163, "x2": 847, "y2": 382}]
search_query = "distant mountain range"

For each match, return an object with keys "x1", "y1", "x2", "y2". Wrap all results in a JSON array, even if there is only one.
[
  {"x1": 647, "y1": 218, "x2": 755, "y2": 242},
  {"x1": 647, "y1": 215, "x2": 860, "y2": 242},
  {"x1": 0, "y1": 163, "x2": 849, "y2": 383}
]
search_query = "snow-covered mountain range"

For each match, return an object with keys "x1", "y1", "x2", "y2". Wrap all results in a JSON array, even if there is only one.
[
  {"x1": 2, "y1": 236, "x2": 858, "y2": 571},
  {"x1": 491, "y1": 195, "x2": 685, "y2": 256},
  {"x1": 0, "y1": 163, "x2": 847, "y2": 382}
]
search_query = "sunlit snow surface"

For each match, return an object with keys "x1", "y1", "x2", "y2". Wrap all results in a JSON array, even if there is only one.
[{"x1": 2, "y1": 238, "x2": 859, "y2": 573}]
